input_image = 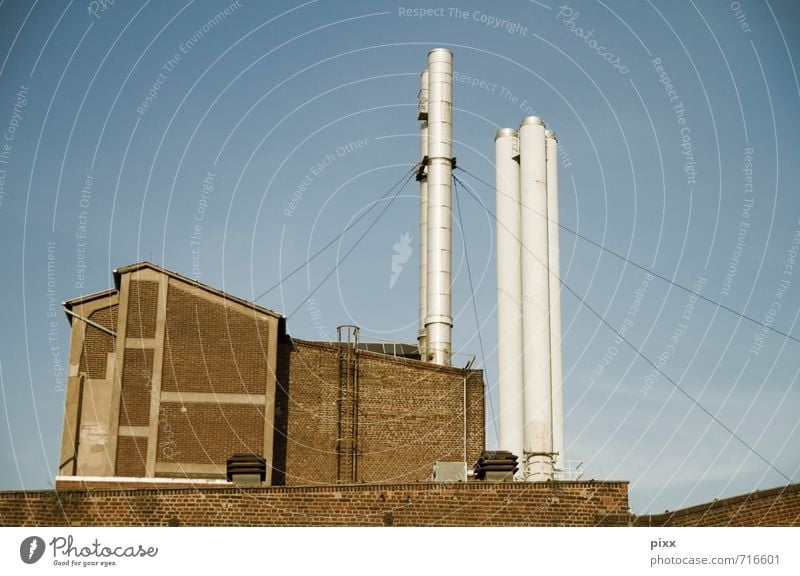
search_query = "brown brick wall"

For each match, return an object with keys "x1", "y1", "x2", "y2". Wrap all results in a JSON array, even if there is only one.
[
  {"x1": 119, "y1": 348, "x2": 153, "y2": 428},
  {"x1": 0, "y1": 481, "x2": 630, "y2": 527},
  {"x1": 126, "y1": 280, "x2": 159, "y2": 338},
  {"x1": 357, "y1": 351, "x2": 484, "y2": 483},
  {"x1": 7, "y1": 482, "x2": 799, "y2": 527},
  {"x1": 66, "y1": 268, "x2": 485, "y2": 488},
  {"x1": 115, "y1": 436, "x2": 147, "y2": 478},
  {"x1": 162, "y1": 283, "x2": 271, "y2": 395},
  {"x1": 78, "y1": 305, "x2": 117, "y2": 378},
  {"x1": 275, "y1": 339, "x2": 485, "y2": 486},
  {"x1": 635, "y1": 483, "x2": 800, "y2": 526},
  {"x1": 156, "y1": 402, "x2": 265, "y2": 466},
  {"x1": 275, "y1": 340, "x2": 338, "y2": 485}
]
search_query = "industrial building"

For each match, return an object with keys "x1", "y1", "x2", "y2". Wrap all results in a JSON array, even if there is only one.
[
  {"x1": 54, "y1": 47, "x2": 563, "y2": 489},
  {"x1": 56, "y1": 261, "x2": 485, "y2": 486},
  {"x1": 2, "y1": 48, "x2": 793, "y2": 527}
]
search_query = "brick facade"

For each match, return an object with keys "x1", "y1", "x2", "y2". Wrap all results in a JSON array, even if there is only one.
[
  {"x1": 58, "y1": 263, "x2": 485, "y2": 487},
  {"x1": 0, "y1": 481, "x2": 630, "y2": 527},
  {"x1": 635, "y1": 483, "x2": 800, "y2": 526},
  {"x1": 162, "y1": 283, "x2": 272, "y2": 396},
  {"x1": 126, "y1": 280, "x2": 159, "y2": 338},
  {"x1": 276, "y1": 339, "x2": 484, "y2": 485},
  {"x1": 78, "y1": 305, "x2": 117, "y2": 379},
  {"x1": 4, "y1": 481, "x2": 797, "y2": 527}
]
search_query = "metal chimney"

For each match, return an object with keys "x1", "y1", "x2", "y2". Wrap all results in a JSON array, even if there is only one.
[
  {"x1": 519, "y1": 116, "x2": 553, "y2": 481},
  {"x1": 546, "y1": 129, "x2": 564, "y2": 479},
  {"x1": 418, "y1": 69, "x2": 429, "y2": 359},
  {"x1": 424, "y1": 48, "x2": 454, "y2": 366},
  {"x1": 495, "y1": 128, "x2": 524, "y2": 472}
]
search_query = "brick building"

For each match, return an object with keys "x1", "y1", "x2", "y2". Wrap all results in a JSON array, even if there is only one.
[
  {"x1": 18, "y1": 260, "x2": 796, "y2": 526},
  {"x1": 57, "y1": 262, "x2": 485, "y2": 487}
]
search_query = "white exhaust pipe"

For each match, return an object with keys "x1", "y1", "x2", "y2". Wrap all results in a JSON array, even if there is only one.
[
  {"x1": 519, "y1": 116, "x2": 553, "y2": 481},
  {"x1": 495, "y1": 128, "x2": 524, "y2": 470},
  {"x1": 425, "y1": 48, "x2": 453, "y2": 366},
  {"x1": 546, "y1": 129, "x2": 564, "y2": 479},
  {"x1": 418, "y1": 69, "x2": 429, "y2": 359}
]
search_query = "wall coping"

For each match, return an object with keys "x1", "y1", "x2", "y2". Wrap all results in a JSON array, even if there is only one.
[
  {"x1": 638, "y1": 482, "x2": 800, "y2": 524},
  {"x1": 3, "y1": 479, "x2": 630, "y2": 499},
  {"x1": 286, "y1": 337, "x2": 485, "y2": 378}
]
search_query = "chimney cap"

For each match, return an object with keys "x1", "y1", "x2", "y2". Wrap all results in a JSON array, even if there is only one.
[
  {"x1": 495, "y1": 128, "x2": 518, "y2": 140},
  {"x1": 545, "y1": 129, "x2": 558, "y2": 141},
  {"x1": 520, "y1": 115, "x2": 545, "y2": 127},
  {"x1": 427, "y1": 47, "x2": 453, "y2": 61}
]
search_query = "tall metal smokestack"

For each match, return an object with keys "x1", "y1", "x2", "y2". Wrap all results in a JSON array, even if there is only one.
[
  {"x1": 546, "y1": 129, "x2": 564, "y2": 478},
  {"x1": 425, "y1": 48, "x2": 453, "y2": 366},
  {"x1": 519, "y1": 116, "x2": 553, "y2": 481},
  {"x1": 495, "y1": 128, "x2": 524, "y2": 471},
  {"x1": 418, "y1": 69, "x2": 429, "y2": 359}
]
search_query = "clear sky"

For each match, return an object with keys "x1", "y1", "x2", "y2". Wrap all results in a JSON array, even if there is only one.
[{"x1": 0, "y1": 0, "x2": 798, "y2": 515}]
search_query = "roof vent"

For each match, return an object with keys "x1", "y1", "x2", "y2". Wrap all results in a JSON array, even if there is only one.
[
  {"x1": 473, "y1": 451, "x2": 518, "y2": 482},
  {"x1": 226, "y1": 453, "x2": 267, "y2": 486}
]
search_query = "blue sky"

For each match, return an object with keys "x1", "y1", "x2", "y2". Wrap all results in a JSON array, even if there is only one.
[{"x1": 0, "y1": 0, "x2": 798, "y2": 515}]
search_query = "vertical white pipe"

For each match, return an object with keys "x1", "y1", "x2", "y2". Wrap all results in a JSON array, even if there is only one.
[
  {"x1": 495, "y1": 128, "x2": 524, "y2": 470},
  {"x1": 519, "y1": 116, "x2": 553, "y2": 481},
  {"x1": 425, "y1": 48, "x2": 453, "y2": 366},
  {"x1": 418, "y1": 69, "x2": 429, "y2": 359},
  {"x1": 546, "y1": 129, "x2": 564, "y2": 480}
]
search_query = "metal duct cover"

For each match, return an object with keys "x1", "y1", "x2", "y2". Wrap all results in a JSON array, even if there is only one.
[{"x1": 433, "y1": 461, "x2": 467, "y2": 482}]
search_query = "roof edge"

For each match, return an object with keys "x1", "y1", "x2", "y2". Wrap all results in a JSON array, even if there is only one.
[
  {"x1": 112, "y1": 262, "x2": 284, "y2": 320},
  {"x1": 63, "y1": 288, "x2": 118, "y2": 310}
]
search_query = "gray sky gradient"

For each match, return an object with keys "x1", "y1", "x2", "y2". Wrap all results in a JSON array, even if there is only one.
[{"x1": 0, "y1": 0, "x2": 798, "y2": 515}]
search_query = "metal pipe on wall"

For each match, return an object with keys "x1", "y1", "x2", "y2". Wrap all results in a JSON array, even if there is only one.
[
  {"x1": 519, "y1": 115, "x2": 553, "y2": 481},
  {"x1": 546, "y1": 129, "x2": 564, "y2": 479},
  {"x1": 495, "y1": 128, "x2": 524, "y2": 471},
  {"x1": 425, "y1": 48, "x2": 454, "y2": 366},
  {"x1": 418, "y1": 69, "x2": 429, "y2": 359}
]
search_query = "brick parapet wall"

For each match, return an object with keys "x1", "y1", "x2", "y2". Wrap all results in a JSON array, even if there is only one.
[
  {"x1": 634, "y1": 483, "x2": 800, "y2": 527},
  {"x1": 0, "y1": 481, "x2": 628, "y2": 527},
  {"x1": 277, "y1": 338, "x2": 485, "y2": 485}
]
